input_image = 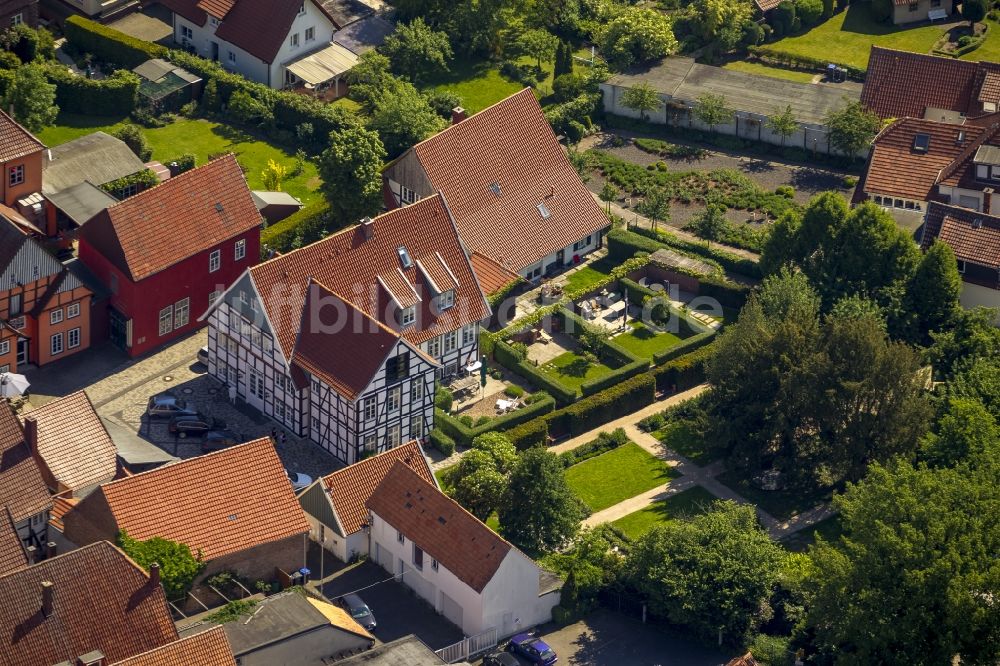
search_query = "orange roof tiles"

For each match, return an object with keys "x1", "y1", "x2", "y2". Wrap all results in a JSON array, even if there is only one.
[
  {"x1": 377, "y1": 268, "x2": 421, "y2": 310},
  {"x1": 0, "y1": 109, "x2": 44, "y2": 164},
  {"x1": 80, "y1": 155, "x2": 261, "y2": 282},
  {"x1": 0, "y1": 541, "x2": 178, "y2": 666},
  {"x1": 322, "y1": 441, "x2": 434, "y2": 536},
  {"x1": 862, "y1": 47, "x2": 982, "y2": 119},
  {"x1": 25, "y1": 391, "x2": 117, "y2": 494},
  {"x1": 409, "y1": 89, "x2": 610, "y2": 273},
  {"x1": 0, "y1": 508, "x2": 27, "y2": 576},
  {"x1": 469, "y1": 252, "x2": 521, "y2": 295},
  {"x1": 248, "y1": 194, "x2": 489, "y2": 364},
  {"x1": 367, "y1": 462, "x2": 511, "y2": 593},
  {"x1": 305, "y1": 597, "x2": 374, "y2": 639},
  {"x1": 195, "y1": 0, "x2": 235, "y2": 17},
  {"x1": 111, "y1": 626, "x2": 236, "y2": 666},
  {"x1": 416, "y1": 252, "x2": 459, "y2": 294},
  {"x1": 922, "y1": 202, "x2": 1000, "y2": 268},
  {"x1": 96, "y1": 438, "x2": 308, "y2": 560},
  {"x1": 0, "y1": 405, "x2": 52, "y2": 524}
]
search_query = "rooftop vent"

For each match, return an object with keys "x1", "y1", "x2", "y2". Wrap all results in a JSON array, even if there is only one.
[
  {"x1": 537, "y1": 203, "x2": 551, "y2": 219},
  {"x1": 913, "y1": 134, "x2": 930, "y2": 153},
  {"x1": 398, "y1": 245, "x2": 413, "y2": 269},
  {"x1": 489, "y1": 182, "x2": 502, "y2": 195},
  {"x1": 214, "y1": 202, "x2": 224, "y2": 213}
]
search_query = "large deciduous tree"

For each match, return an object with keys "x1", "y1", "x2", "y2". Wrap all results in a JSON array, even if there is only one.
[
  {"x1": 689, "y1": 0, "x2": 754, "y2": 52},
  {"x1": 3, "y1": 63, "x2": 57, "y2": 131},
  {"x1": 517, "y1": 28, "x2": 559, "y2": 70},
  {"x1": 599, "y1": 8, "x2": 677, "y2": 70},
  {"x1": 381, "y1": 18, "x2": 453, "y2": 84},
  {"x1": 903, "y1": 239, "x2": 962, "y2": 344},
  {"x1": 445, "y1": 432, "x2": 518, "y2": 521},
  {"x1": 318, "y1": 125, "x2": 387, "y2": 225},
  {"x1": 367, "y1": 79, "x2": 447, "y2": 156}
]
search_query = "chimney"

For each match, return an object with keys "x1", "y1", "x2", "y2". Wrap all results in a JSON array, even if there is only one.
[
  {"x1": 25, "y1": 545, "x2": 37, "y2": 564},
  {"x1": 983, "y1": 188, "x2": 993, "y2": 215},
  {"x1": 149, "y1": 562, "x2": 160, "y2": 586},
  {"x1": 23, "y1": 416, "x2": 37, "y2": 454},
  {"x1": 41, "y1": 580, "x2": 54, "y2": 618},
  {"x1": 46, "y1": 541, "x2": 57, "y2": 560},
  {"x1": 451, "y1": 106, "x2": 466, "y2": 125},
  {"x1": 362, "y1": 217, "x2": 374, "y2": 240}
]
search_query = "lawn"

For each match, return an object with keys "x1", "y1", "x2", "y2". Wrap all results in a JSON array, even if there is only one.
[
  {"x1": 538, "y1": 351, "x2": 617, "y2": 394},
  {"x1": 780, "y1": 515, "x2": 844, "y2": 553},
  {"x1": 36, "y1": 115, "x2": 321, "y2": 203},
  {"x1": 610, "y1": 486, "x2": 718, "y2": 540},
  {"x1": 563, "y1": 257, "x2": 616, "y2": 294},
  {"x1": 612, "y1": 321, "x2": 689, "y2": 359},
  {"x1": 654, "y1": 419, "x2": 722, "y2": 466},
  {"x1": 765, "y1": 4, "x2": 950, "y2": 69},
  {"x1": 424, "y1": 56, "x2": 553, "y2": 114},
  {"x1": 961, "y1": 17, "x2": 1000, "y2": 61},
  {"x1": 564, "y1": 442, "x2": 679, "y2": 513},
  {"x1": 721, "y1": 60, "x2": 818, "y2": 84},
  {"x1": 716, "y1": 471, "x2": 834, "y2": 522}
]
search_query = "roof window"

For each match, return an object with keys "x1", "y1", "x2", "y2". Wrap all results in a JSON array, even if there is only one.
[
  {"x1": 913, "y1": 134, "x2": 930, "y2": 153},
  {"x1": 398, "y1": 245, "x2": 413, "y2": 269},
  {"x1": 489, "y1": 182, "x2": 502, "y2": 195},
  {"x1": 537, "y1": 203, "x2": 551, "y2": 219}
]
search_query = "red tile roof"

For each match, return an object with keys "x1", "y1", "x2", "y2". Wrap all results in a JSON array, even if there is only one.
[
  {"x1": 0, "y1": 404, "x2": 52, "y2": 524},
  {"x1": 0, "y1": 507, "x2": 27, "y2": 576},
  {"x1": 248, "y1": 193, "x2": 489, "y2": 367},
  {"x1": 80, "y1": 155, "x2": 261, "y2": 282},
  {"x1": 111, "y1": 626, "x2": 236, "y2": 666},
  {"x1": 409, "y1": 89, "x2": 610, "y2": 273},
  {"x1": 922, "y1": 201, "x2": 1000, "y2": 268},
  {"x1": 0, "y1": 541, "x2": 178, "y2": 666},
  {"x1": 367, "y1": 462, "x2": 512, "y2": 593},
  {"x1": 0, "y1": 108, "x2": 44, "y2": 164},
  {"x1": 94, "y1": 438, "x2": 308, "y2": 560},
  {"x1": 25, "y1": 391, "x2": 117, "y2": 494},
  {"x1": 862, "y1": 47, "x2": 982, "y2": 119},
  {"x1": 195, "y1": 0, "x2": 235, "y2": 18},
  {"x1": 753, "y1": 0, "x2": 781, "y2": 11},
  {"x1": 321, "y1": 440, "x2": 434, "y2": 536},
  {"x1": 726, "y1": 654, "x2": 761, "y2": 666}
]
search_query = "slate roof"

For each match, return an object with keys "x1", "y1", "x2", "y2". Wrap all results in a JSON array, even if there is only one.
[
  {"x1": 92, "y1": 437, "x2": 308, "y2": 560},
  {"x1": 0, "y1": 541, "x2": 178, "y2": 666},
  {"x1": 922, "y1": 201, "x2": 1000, "y2": 268},
  {"x1": 0, "y1": 508, "x2": 27, "y2": 576},
  {"x1": 408, "y1": 89, "x2": 610, "y2": 273},
  {"x1": 0, "y1": 214, "x2": 30, "y2": 276},
  {"x1": 320, "y1": 440, "x2": 434, "y2": 536},
  {"x1": 79, "y1": 155, "x2": 261, "y2": 282},
  {"x1": 25, "y1": 391, "x2": 117, "y2": 494},
  {"x1": 0, "y1": 109, "x2": 44, "y2": 164},
  {"x1": 111, "y1": 627, "x2": 236, "y2": 666},
  {"x1": 247, "y1": 193, "x2": 489, "y2": 366},
  {"x1": 42, "y1": 131, "x2": 146, "y2": 194},
  {"x1": 367, "y1": 462, "x2": 511, "y2": 594},
  {"x1": 0, "y1": 404, "x2": 52, "y2": 524}
]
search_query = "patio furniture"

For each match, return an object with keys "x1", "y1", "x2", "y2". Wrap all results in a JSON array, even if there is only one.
[
  {"x1": 580, "y1": 301, "x2": 595, "y2": 319},
  {"x1": 451, "y1": 374, "x2": 479, "y2": 399},
  {"x1": 496, "y1": 398, "x2": 513, "y2": 413},
  {"x1": 538, "y1": 329, "x2": 553, "y2": 344}
]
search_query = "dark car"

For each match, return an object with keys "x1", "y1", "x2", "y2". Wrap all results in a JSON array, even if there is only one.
[
  {"x1": 147, "y1": 393, "x2": 197, "y2": 419},
  {"x1": 340, "y1": 593, "x2": 376, "y2": 631},
  {"x1": 483, "y1": 651, "x2": 521, "y2": 666},
  {"x1": 168, "y1": 414, "x2": 221, "y2": 438},
  {"x1": 200, "y1": 429, "x2": 242, "y2": 452},
  {"x1": 508, "y1": 633, "x2": 557, "y2": 666}
]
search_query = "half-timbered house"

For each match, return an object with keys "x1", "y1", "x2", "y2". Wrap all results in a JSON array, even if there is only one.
[{"x1": 200, "y1": 194, "x2": 490, "y2": 463}]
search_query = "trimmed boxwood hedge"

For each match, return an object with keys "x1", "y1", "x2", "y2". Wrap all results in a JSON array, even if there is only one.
[
  {"x1": 607, "y1": 227, "x2": 662, "y2": 263},
  {"x1": 493, "y1": 339, "x2": 577, "y2": 406},
  {"x1": 429, "y1": 428, "x2": 455, "y2": 456},
  {"x1": 545, "y1": 373, "x2": 655, "y2": 438},
  {"x1": 64, "y1": 16, "x2": 167, "y2": 69},
  {"x1": 505, "y1": 417, "x2": 549, "y2": 450},
  {"x1": 44, "y1": 65, "x2": 140, "y2": 115},
  {"x1": 652, "y1": 330, "x2": 715, "y2": 365},
  {"x1": 650, "y1": 341, "x2": 717, "y2": 392},
  {"x1": 698, "y1": 275, "x2": 750, "y2": 310},
  {"x1": 434, "y1": 393, "x2": 556, "y2": 447},
  {"x1": 580, "y1": 358, "x2": 648, "y2": 396},
  {"x1": 261, "y1": 198, "x2": 331, "y2": 253}
]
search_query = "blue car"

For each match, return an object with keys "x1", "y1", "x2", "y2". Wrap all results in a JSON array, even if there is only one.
[{"x1": 507, "y1": 633, "x2": 557, "y2": 666}]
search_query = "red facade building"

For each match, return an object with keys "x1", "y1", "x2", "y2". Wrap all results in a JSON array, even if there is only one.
[{"x1": 77, "y1": 155, "x2": 261, "y2": 358}]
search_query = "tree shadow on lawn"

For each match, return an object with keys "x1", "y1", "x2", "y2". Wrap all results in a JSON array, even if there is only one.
[
  {"x1": 738, "y1": 158, "x2": 775, "y2": 174},
  {"x1": 210, "y1": 122, "x2": 255, "y2": 146}
]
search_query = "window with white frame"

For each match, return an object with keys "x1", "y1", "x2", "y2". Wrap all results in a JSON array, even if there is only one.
[
  {"x1": 174, "y1": 297, "x2": 190, "y2": 329},
  {"x1": 275, "y1": 373, "x2": 286, "y2": 392},
  {"x1": 67, "y1": 303, "x2": 80, "y2": 318},
  {"x1": 275, "y1": 401, "x2": 286, "y2": 420},
  {"x1": 388, "y1": 423, "x2": 401, "y2": 446},
  {"x1": 411, "y1": 379, "x2": 423, "y2": 401},
  {"x1": 235, "y1": 238, "x2": 246, "y2": 261},
  {"x1": 250, "y1": 370, "x2": 264, "y2": 398},
  {"x1": 209, "y1": 249, "x2": 221, "y2": 272},
  {"x1": 387, "y1": 386, "x2": 401, "y2": 411},
  {"x1": 158, "y1": 305, "x2": 173, "y2": 336},
  {"x1": 305, "y1": 26, "x2": 315, "y2": 41},
  {"x1": 50, "y1": 308, "x2": 63, "y2": 325},
  {"x1": 400, "y1": 305, "x2": 416, "y2": 327},
  {"x1": 462, "y1": 324, "x2": 476, "y2": 346},
  {"x1": 400, "y1": 185, "x2": 417, "y2": 205},
  {"x1": 0, "y1": 340, "x2": 9, "y2": 355},
  {"x1": 251, "y1": 328, "x2": 262, "y2": 348},
  {"x1": 411, "y1": 414, "x2": 423, "y2": 439},
  {"x1": 290, "y1": 32, "x2": 299, "y2": 47},
  {"x1": 573, "y1": 234, "x2": 593, "y2": 251},
  {"x1": 181, "y1": 25, "x2": 193, "y2": 40},
  {"x1": 225, "y1": 334, "x2": 237, "y2": 354},
  {"x1": 426, "y1": 336, "x2": 441, "y2": 357},
  {"x1": 364, "y1": 433, "x2": 378, "y2": 452},
  {"x1": 444, "y1": 330, "x2": 457, "y2": 353},
  {"x1": 363, "y1": 395, "x2": 377, "y2": 421},
  {"x1": 68, "y1": 328, "x2": 80, "y2": 349},
  {"x1": 51, "y1": 332, "x2": 64, "y2": 356},
  {"x1": 228, "y1": 51, "x2": 236, "y2": 63},
  {"x1": 8, "y1": 165, "x2": 23, "y2": 187},
  {"x1": 209, "y1": 290, "x2": 222, "y2": 307},
  {"x1": 240, "y1": 318, "x2": 251, "y2": 337},
  {"x1": 11, "y1": 13, "x2": 22, "y2": 26},
  {"x1": 438, "y1": 289, "x2": 455, "y2": 310},
  {"x1": 250, "y1": 297, "x2": 258, "y2": 312},
  {"x1": 239, "y1": 290, "x2": 248, "y2": 305}
]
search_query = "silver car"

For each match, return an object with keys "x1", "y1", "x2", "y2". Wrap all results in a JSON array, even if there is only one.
[{"x1": 146, "y1": 394, "x2": 198, "y2": 419}]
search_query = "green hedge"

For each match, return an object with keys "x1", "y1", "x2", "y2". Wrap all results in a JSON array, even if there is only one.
[
  {"x1": 580, "y1": 359, "x2": 649, "y2": 396},
  {"x1": 429, "y1": 428, "x2": 455, "y2": 456},
  {"x1": 630, "y1": 226, "x2": 762, "y2": 279},
  {"x1": 650, "y1": 341, "x2": 716, "y2": 392},
  {"x1": 559, "y1": 428, "x2": 629, "y2": 467},
  {"x1": 505, "y1": 418, "x2": 549, "y2": 450},
  {"x1": 44, "y1": 65, "x2": 139, "y2": 115},
  {"x1": 557, "y1": 308, "x2": 642, "y2": 368},
  {"x1": 607, "y1": 227, "x2": 662, "y2": 263},
  {"x1": 479, "y1": 329, "x2": 497, "y2": 359},
  {"x1": 64, "y1": 16, "x2": 167, "y2": 69},
  {"x1": 493, "y1": 339, "x2": 577, "y2": 406},
  {"x1": 545, "y1": 373, "x2": 655, "y2": 437},
  {"x1": 494, "y1": 339, "x2": 524, "y2": 369},
  {"x1": 619, "y1": 277, "x2": 657, "y2": 303},
  {"x1": 651, "y1": 330, "x2": 715, "y2": 365},
  {"x1": 434, "y1": 393, "x2": 556, "y2": 447},
  {"x1": 698, "y1": 275, "x2": 750, "y2": 310},
  {"x1": 261, "y1": 198, "x2": 331, "y2": 252}
]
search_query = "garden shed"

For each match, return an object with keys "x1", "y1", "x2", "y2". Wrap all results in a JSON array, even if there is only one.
[{"x1": 133, "y1": 58, "x2": 202, "y2": 110}]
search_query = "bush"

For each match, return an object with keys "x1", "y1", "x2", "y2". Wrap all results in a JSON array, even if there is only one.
[
  {"x1": 260, "y1": 198, "x2": 332, "y2": 252},
  {"x1": 435, "y1": 386, "x2": 454, "y2": 412},
  {"x1": 429, "y1": 428, "x2": 455, "y2": 456},
  {"x1": 842, "y1": 175, "x2": 858, "y2": 188},
  {"x1": 165, "y1": 153, "x2": 197, "y2": 175},
  {"x1": 504, "y1": 385, "x2": 525, "y2": 398},
  {"x1": 113, "y1": 124, "x2": 152, "y2": 161},
  {"x1": 559, "y1": 428, "x2": 630, "y2": 467},
  {"x1": 505, "y1": 418, "x2": 549, "y2": 450},
  {"x1": 545, "y1": 373, "x2": 655, "y2": 437},
  {"x1": 63, "y1": 16, "x2": 167, "y2": 69},
  {"x1": 44, "y1": 65, "x2": 140, "y2": 115},
  {"x1": 795, "y1": 0, "x2": 824, "y2": 26},
  {"x1": 775, "y1": 184, "x2": 795, "y2": 199}
]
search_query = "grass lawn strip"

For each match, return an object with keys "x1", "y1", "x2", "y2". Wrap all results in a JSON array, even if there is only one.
[
  {"x1": 613, "y1": 321, "x2": 688, "y2": 359},
  {"x1": 564, "y1": 441, "x2": 679, "y2": 513},
  {"x1": 779, "y1": 515, "x2": 843, "y2": 552},
  {"x1": 562, "y1": 257, "x2": 617, "y2": 294},
  {"x1": 610, "y1": 485, "x2": 719, "y2": 540},
  {"x1": 720, "y1": 60, "x2": 818, "y2": 83},
  {"x1": 424, "y1": 56, "x2": 554, "y2": 114},
  {"x1": 36, "y1": 115, "x2": 321, "y2": 203},
  {"x1": 538, "y1": 351, "x2": 616, "y2": 393}
]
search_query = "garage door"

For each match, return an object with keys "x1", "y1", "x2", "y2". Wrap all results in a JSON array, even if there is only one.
[{"x1": 439, "y1": 590, "x2": 463, "y2": 630}]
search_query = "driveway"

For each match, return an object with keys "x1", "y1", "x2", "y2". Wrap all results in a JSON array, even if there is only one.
[
  {"x1": 107, "y1": 4, "x2": 175, "y2": 45},
  {"x1": 535, "y1": 610, "x2": 730, "y2": 666},
  {"x1": 318, "y1": 561, "x2": 464, "y2": 651}
]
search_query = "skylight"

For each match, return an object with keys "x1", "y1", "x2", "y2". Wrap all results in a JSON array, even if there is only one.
[
  {"x1": 913, "y1": 134, "x2": 930, "y2": 153},
  {"x1": 398, "y1": 245, "x2": 413, "y2": 269},
  {"x1": 537, "y1": 203, "x2": 551, "y2": 219},
  {"x1": 489, "y1": 182, "x2": 502, "y2": 195}
]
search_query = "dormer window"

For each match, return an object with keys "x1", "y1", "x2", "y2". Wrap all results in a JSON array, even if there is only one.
[
  {"x1": 298, "y1": 1, "x2": 306, "y2": 14},
  {"x1": 438, "y1": 289, "x2": 455, "y2": 310},
  {"x1": 400, "y1": 305, "x2": 416, "y2": 327}
]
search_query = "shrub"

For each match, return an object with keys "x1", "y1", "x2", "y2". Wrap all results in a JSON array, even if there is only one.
[
  {"x1": 505, "y1": 418, "x2": 549, "y2": 450},
  {"x1": 429, "y1": 428, "x2": 456, "y2": 456},
  {"x1": 775, "y1": 184, "x2": 795, "y2": 199},
  {"x1": 44, "y1": 65, "x2": 139, "y2": 115},
  {"x1": 459, "y1": 415, "x2": 474, "y2": 427},
  {"x1": 559, "y1": 428, "x2": 630, "y2": 467},
  {"x1": 435, "y1": 386, "x2": 454, "y2": 412},
  {"x1": 260, "y1": 198, "x2": 332, "y2": 252},
  {"x1": 526, "y1": 390, "x2": 551, "y2": 404},
  {"x1": 843, "y1": 175, "x2": 859, "y2": 188},
  {"x1": 113, "y1": 124, "x2": 152, "y2": 161},
  {"x1": 474, "y1": 415, "x2": 492, "y2": 427},
  {"x1": 504, "y1": 385, "x2": 525, "y2": 398},
  {"x1": 795, "y1": 0, "x2": 824, "y2": 26},
  {"x1": 165, "y1": 153, "x2": 196, "y2": 175},
  {"x1": 63, "y1": 16, "x2": 166, "y2": 68}
]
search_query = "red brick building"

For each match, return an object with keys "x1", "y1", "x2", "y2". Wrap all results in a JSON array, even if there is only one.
[{"x1": 77, "y1": 155, "x2": 261, "y2": 358}]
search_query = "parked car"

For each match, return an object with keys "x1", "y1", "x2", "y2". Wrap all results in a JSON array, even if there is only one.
[
  {"x1": 340, "y1": 593, "x2": 376, "y2": 631},
  {"x1": 201, "y1": 430, "x2": 242, "y2": 453},
  {"x1": 197, "y1": 346, "x2": 209, "y2": 365},
  {"x1": 286, "y1": 470, "x2": 312, "y2": 492},
  {"x1": 508, "y1": 633, "x2": 557, "y2": 666},
  {"x1": 147, "y1": 393, "x2": 197, "y2": 419},
  {"x1": 168, "y1": 414, "x2": 221, "y2": 438},
  {"x1": 483, "y1": 651, "x2": 520, "y2": 666}
]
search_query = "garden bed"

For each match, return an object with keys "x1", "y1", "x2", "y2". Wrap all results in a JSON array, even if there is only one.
[
  {"x1": 564, "y1": 442, "x2": 679, "y2": 513},
  {"x1": 609, "y1": 485, "x2": 718, "y2": 540}
]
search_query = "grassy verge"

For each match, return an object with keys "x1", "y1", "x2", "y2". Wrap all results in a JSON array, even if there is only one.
[
  {"x1": 613, "y1": 321, "x2": 690, "y2": 359},
  {"x1": 610, "y1": 485, "x2": 718, "y2": 540},
  {"x1": 564, "y1": 442, "x2": 679, "y2": 513},
  {"x1": 720, "y1": 60, "x2": 818, "y2": 83}
]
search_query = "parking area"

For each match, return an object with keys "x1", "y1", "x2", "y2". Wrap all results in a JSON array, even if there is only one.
[
  {"x1": 107, "y1": 4, "x2": 175, "y2": 45},
  {"x1": 318, "y1": 561, "x2": 464, "y2": 651}
]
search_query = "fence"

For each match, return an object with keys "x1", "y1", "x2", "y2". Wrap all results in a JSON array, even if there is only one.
[{"x1": 435, "y1": 627, "x2": 498, "y2": 663}]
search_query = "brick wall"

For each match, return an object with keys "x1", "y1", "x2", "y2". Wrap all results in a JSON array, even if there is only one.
[{"x1": 201, "y1": 533, "x2": 307, "y2": 584}]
